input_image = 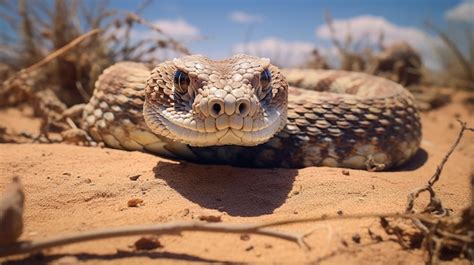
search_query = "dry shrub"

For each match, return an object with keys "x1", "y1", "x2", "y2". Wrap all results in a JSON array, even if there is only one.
[
  {"x1": 426, "y1": 22, "x2": 474, "y2": 91},
  {"x1": 323, "y1": 11, "x2": 371, "y2": 72},
  {"x1": 0, "y1": 0, "x2": 191, "y2": 106},
  {"x1": 319, "y1": 11, "x2": 423, "y2": 86},
  {"x1": 368, "y1": 42, "x2": 423, "y2": 86},
  {"x1": 303, "y1": 49, "x2": 330, "y2": 69}
]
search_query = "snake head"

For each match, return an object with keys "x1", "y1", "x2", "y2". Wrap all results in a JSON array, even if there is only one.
[{"x1": 144, "y1": 54, "x2": 288, "y2": 146}]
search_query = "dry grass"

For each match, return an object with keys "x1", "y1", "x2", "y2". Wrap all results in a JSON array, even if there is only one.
[
  {"x1": 425, "y1": 22, "x2": 474, "y2": 91},
  {"x1": 304, "y1": 11, "x2": 424, "y2": 87},
  {"x1": 0, "y1": 0, "x2": 191, "y2": 106}
]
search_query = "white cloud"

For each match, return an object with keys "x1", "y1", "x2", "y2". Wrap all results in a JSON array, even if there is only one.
[
  {"x1": 315, "y1": 15, "x2": 442, "y2": 69},
  {"x1": 153, "y1": 18, "x2": 200, "y2": 38},
  {"x1": 229, "y1": 11, "x2": 264, "y2": 23},
  {"x1": 233, "y1": 38, "x2": 314, "y2": 67},
  {"x1": 106, "y1": 18, "x2": 200, "y2": 61},
  {"x1": 445, "y1": 0, "x2": 474, "y2": 22}
]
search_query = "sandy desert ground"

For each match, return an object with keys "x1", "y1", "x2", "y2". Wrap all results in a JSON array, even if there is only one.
[{"x1": 0, "y1": 91, "x2": 473, "y2": 264}]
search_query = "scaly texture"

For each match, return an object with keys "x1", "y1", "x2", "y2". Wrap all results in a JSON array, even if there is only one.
[{"x1": 81, "y1": 55, "x2": 421, "y2": 170}]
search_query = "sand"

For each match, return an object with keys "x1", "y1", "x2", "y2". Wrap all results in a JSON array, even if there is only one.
[{"x1": 0, "y1": 91, "x2": 473, "y2": 264}]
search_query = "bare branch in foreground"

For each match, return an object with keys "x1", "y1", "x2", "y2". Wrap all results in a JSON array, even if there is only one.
[
  {"x1": 399, "y1": 120, "x2": 474, "y2": 264},
  {"x1": 0, "y1": 219, "x2": 316, "y2": 257},
  {"x1": 0, "y1": 212, "x2": 431, "y2": 258},
  {"x1": 406, "y1": 120, "x2": 474, "y2": 216}
]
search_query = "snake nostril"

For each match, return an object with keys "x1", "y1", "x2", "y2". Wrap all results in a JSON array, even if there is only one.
[
  {"x1": 237, "y1": 102, "x2": 249, "y2": 116},
  {"x1": 211, "y1": 103, "x2": 222, "y2": 115}
]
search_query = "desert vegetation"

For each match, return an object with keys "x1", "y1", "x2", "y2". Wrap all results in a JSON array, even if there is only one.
[{"x1": 0, "y1": 1, "x2": 473, "y2": 264}]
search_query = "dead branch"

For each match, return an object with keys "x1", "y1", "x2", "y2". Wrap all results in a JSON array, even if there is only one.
[
  {"x1": 0, "y1": 174, "x2": 443, "y2": 259},
  {"x1": 0, "y1": 220, "x2": 313, "y2": 257},
  {"x1": 124, "y1": 12, "x2": 191, "y2": 56},
  {"x1": 18, "y1": 0, "x2": 40, "y2": 64},
  {"x1": 324, "y1": 10, "x2": 344, "y2": 54},
  {"x1": 0, "y1": 29, "x2": 101, "y2": 142},
  {"x1": 0, "y1": 176, "x2": 24, "y2": 245},
  {"x1": 0, "y1": 212, "x2": 441, "y2": 258},
  {"x1": 405, "y1": 120, "x2": 474, "y2": 216},
  {"x1": 398, "y1": 120, "x2": 474, "y2": 264},
  {"x1": 21, "y1": 28, "x2": 100, "y2": 75},
  {"x1": 428, "y1": 120, "x2": 474, "y2": 186}
]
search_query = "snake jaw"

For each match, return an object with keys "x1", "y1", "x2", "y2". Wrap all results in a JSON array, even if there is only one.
[
  {"x1": 143, "y1": 54, "x2": 288, "y2": 147},
  {"x1": 144, "y1": 102, "x2": 285, "y2": 146}
]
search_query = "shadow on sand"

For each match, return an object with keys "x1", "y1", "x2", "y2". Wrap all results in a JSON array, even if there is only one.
[
  {"x1": 2, "y1": 251, "x2": 226, "y2": 265},
  {"x1": 153, "y1": 161, "x2": 298, "y2": 217},
  {"x1": 394, "y1": 148, "x2": 429, "y2": 172},
  {"x1": 153, "y1": 147, "x2": 427, "y2": 216}
]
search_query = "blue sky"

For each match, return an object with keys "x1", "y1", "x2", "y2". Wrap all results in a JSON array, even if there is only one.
[
  {"x1": 3, "y1": 0, "x2": 470, "y2": 69},
  {"x1": 105, "y1": 0, "x2": 473, "y2": 69}
]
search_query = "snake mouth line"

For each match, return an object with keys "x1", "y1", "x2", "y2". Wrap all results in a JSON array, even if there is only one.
[{"x1": 145, "y1": 104, "x2": 283, "y2": 146}]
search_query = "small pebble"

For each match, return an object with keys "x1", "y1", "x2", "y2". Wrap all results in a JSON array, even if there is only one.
[
  {"x1": 129, "y1": 174, "x2": 141, "y2": 181},
  {"x1": 352, "y1": 233, "x2": 361, "y2": 243},
  {"x1": 341, "y1": 170, "x2": 350, "y2": 176},
  {"x1": 337, "y1": 210, "x2": 344, "y2": 216},
  {"x1": 196, "y1": 210, "x2": 222, "y2": 222},
  {"x1": 127, "y1": 198, "x2": 144, "y2": 207},
  {"x1": 245, "y1": 246, "x2": 254, "y2": 251},
  {"x1": 341, "y1": 239, "x2": 349, "y2": 247},
  {"x1": 240, "y1": 234, "x2": 250, "y2": 241},
  {"x1": 197, "y1": 214, "x2": 222, "y2": 223},
  {"x1": 181, "y1": 208, "x2": 190, "y2": 217},
  {"x1": 134, "y1": 236, "x2": 162, "y2": 250}
]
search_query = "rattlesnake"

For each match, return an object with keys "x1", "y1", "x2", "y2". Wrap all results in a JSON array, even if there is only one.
[{"x1": 80, "y1": 54, "x2": 421, "y2": 170}]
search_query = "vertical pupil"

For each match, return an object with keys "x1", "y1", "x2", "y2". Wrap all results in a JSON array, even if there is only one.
[
  {"x1": 174, "y1": 70, "x2": 189, "y2": 93},
  {"x1": 260, "y1": 69, "x2": 271, "y2": 88}
]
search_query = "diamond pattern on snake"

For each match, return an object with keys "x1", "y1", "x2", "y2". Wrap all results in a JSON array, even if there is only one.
[{"x1": 80, "y1": 54, "x2": 421, "y2": 170}]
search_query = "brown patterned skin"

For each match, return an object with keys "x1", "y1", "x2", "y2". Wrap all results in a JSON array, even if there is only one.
[
  {"x1": 81, "y1": 54, "x2": 421, "y2": 170},
  {"x1": 143, "y1": 55, "x2": 288, "y2": 147}
]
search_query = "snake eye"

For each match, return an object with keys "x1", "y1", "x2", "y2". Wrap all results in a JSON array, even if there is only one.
[
  {"x1": 174, "y1": 70, "x2": 190, "y2": 94},
  {"x1": 260, "y1": 68, "x2": 271, "y2": 89}
]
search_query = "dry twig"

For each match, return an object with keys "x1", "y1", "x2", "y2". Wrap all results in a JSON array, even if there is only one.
[
  {"x1": 391, "y1": 120, "x2": 474, "y2": 264},
  {"x1": 21, "y1": 29, "x2": 101, "y2": 75},
  {"x1": 405, "y1": 119, "x2": 474, "y2": 217},
  {"x1": 0, "y1": 220, "x2": 314, "y2": 257},
  {"x1": 0, "y1": 29, "x2": 102, "y2": 143},
  {"x1": 0, "y1": 212, "x2": 436, "y2": 258}
]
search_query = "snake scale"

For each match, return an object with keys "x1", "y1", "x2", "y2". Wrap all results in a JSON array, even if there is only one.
[{"x1": 80, "y1": 54, "x2": 421, "y2": 170}]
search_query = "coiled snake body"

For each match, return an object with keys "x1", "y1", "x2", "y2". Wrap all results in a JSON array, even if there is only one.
[{"x1": 81, "y1": 54, "x2": 421, "y2": 170}]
